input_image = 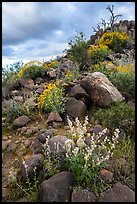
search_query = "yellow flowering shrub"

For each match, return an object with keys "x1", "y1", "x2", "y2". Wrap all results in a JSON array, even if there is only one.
[
  {"x1": 88, "y1": 44, "x2": 111, "y2": 64},
  {"x1": 98, "y1": 31, "x2": 128, "y2": 52},
  {"x1": 91, "y1": 61, "x2": 117, "y2": 77},
  {"x1": 115, "y1": 64, "x2": 135, "y2": 76},
  {"x1": 44, "y1": 60, "x2": 59, "y2": 69},
  {"x1": 18, "y1": 61, "x2": 44, "y2": 78},
  {"x1": 64, "y1": 66, "x2": 80, "y2": 83},
  {"x1": 37, "y1": 82, "x2": 67, "y2": 113}
]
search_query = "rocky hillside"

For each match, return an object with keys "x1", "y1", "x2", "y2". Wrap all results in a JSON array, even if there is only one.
[{"x1": 2, "y1": 19, "x2": 135, "y2": 202}]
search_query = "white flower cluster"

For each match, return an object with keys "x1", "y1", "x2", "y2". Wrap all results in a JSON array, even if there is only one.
[
  {"x1": 66, "y1": 116, "x2": 120, "y2": 168},
  {"x1": 67, "y1": 116, "x2": 88, "y2": 143}
]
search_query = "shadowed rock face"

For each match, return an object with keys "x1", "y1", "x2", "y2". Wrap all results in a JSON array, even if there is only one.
[
  {"x1": 99, "y1": 182, "x2": 135, "y2": 202},
  {"x1": 39, "y1": 171, "x2": 75, "y2": 202},
  {"x1": 65, "y1": 97, "x2": 87, "y2": 119},
  {"x1": 80, "y1": 72, "x2": 124, "y2": 107},
  {"x1": 69, "y1": 84, "x2": 91, "y2": 105}
]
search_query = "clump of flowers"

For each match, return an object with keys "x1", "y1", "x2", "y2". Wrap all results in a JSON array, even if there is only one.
[
  {"x1": 18, "y1": 61, "x2": 44, "y2": 78},
  {"x1": 91, "y1": 61, "x2": 117, "y2": 77},
  {"x1": 42, "y1": 136, "x2": 61, "y2": 178},
  {"x1": 37, "y1": 82, "x2": 67, "y2": 113},
  {"x1": 64, "y1": 116, "x2": 120, "y2": 187},
  {"x1": 98, "y1": 31, "x2": 128, "y2": 52},
  {"x1": 64, "y1": 64, "x2": 80, "y2": 83},
  {"x1": 44, "y1": 60, "x2": 59, "y2": 69},
  {"x1": 88, "y1": 44, "x2": 111, "y2": 64},
  {"x1": 115, "y1": 64, "x2": 135, "y2": 76}
]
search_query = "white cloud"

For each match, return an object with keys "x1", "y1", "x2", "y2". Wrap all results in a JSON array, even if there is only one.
[{"x1": 2, "y1": 2, "x2": 135, "y2": 68}]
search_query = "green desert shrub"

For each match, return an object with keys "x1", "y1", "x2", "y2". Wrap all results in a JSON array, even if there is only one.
[
  {"x1": 23, "y1": 65, "x2": 46, "y2": 80},
  {"x1": 6, "y1": 98, "x2": 35, "y2": 122},
  {"x1": 91, "y1": 101, "x2": 135, "y2": 137},
  {"x1": 63, "y1": 116, "x2": 120, "y2": 187},
  {"x1": 2, "y1": 61, "x2": 23, "y2": 86},
  {"x1": 109, "y1": 72, "x2": 135, "y2": 101},
  {"x1": 65, "y1": 32, "x2": 90, "y2": 70}
]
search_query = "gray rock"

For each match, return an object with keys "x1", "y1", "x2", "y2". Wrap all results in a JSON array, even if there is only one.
[
  {"x1": 2, "y1": 187, "x2": 10, "y2": 199},
  {"x1": 15, "y1": 197, "x2": 30, "y2": 202},
  {"x1": 19, "y1": 78, "x2": 34, "y2": 90},
  {"x1": 93, "y1": 124, "x2": 103, "y2": 135},
  {"x1": 34, "y1": 77, "x2": 44, "y2": 84},
  {"x1": 2, "y1": 141, "x2": 8, "y2": 151},
  {"x1": 38, "y1": 129, "x2": 53, "y2": 143},
  {"x1": 36, "y1": 87, "x2": 44, "y2": 94},
  {"x1": 99, "y1": 169, "x2": 113, "y2": 182},
  {"x1": 52, "y1": 122, "x2": 62, "y2": 129},
  {"x1": 6, "y1": 142, "x2": 17, "y2": 153},
  {"x1": 24, "y1": 139, "x2": 31, "y2": 147},
  {"x1": 2, "y1": 79, "x2": 20, "y2": 99},
  {"x1": 25, "y1": 97, "x2": 36, "y2": 108},
  {"x1": 13, "y1": 96, "x2": 23, "y2": 102},
  {"x1": 80, "y1": 72, "x2": 124, "y2": 107},
  {"x1": 25, "y1": 128, "x2": 33, "y2": 136},
  {"x1": 47, "y1": 111, "x2": 63, "y2": 123},
  {"x1": 69, "y1": 84, "x2": 90, "y2": 105},
  {"x1": 39, "y1": 171, "x2": 75, "y2": 202},
  {"x1": 99, "y1": 182, "x2": 135, "y2": 202},
  {"x1": 47, "y1": 68, "x2": 57, "y2": 78},
  {"x1": 19, "y1": 154, "x2": 44, "y2": 181},
  {"x1": 13, "y1": 116, "x2": 30, "y2": 128},
  {"x1": 48, "y1": 135, "x2": 68, "y2": 161},
  {"x1": 71, "y1": 186, "x2": 96, "y2": 202},
  {"x1": 32, "y1": 139, "x2": 43, "y2": 154},
  {"x1": 11, "y1": 90, "x2": 19, "y2": 96},
  {"x1": 65, "y1": 97, "x2": 87, "y2": 119}
]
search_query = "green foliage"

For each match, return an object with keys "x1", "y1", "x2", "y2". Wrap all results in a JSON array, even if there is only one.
[
  {"x1": 64, "y1": 150, "x2": 99, "y2": 187},
  {"x1": 109, "y1": 72, "x2": 135, "y2": 100},
  {"x1": 64, "y1": 117, "x2": 120, "y2": 187},
  {"x1": 23, "y1": 65, "x2": 46, "y2": 80},
  {"x1": 65, "y1": 32, "x2": 90, "y2": 70},
  {"x1": 8, "y1": 166, "x2": 40, "y2": 202},
  {"x1": 2, "y1": 61, "x2": 23, "y2": 86},
  {"x1": 42, "y1": 142, "x2": 61, "y2": 179},
  {"x1": 109, "y1": 136, "x2": 135, "y2": 190},
  {"x1": 113, "y1": 135, "x2": 135, "y2": 163},
  {"x1": 6, "y1": 99, "x2": 34, "y2": 122},
  {"x1": 91, "y1": 101, "x2": 135, "y2": 137}
]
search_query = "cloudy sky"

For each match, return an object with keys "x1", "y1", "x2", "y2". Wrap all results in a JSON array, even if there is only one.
[{"x1": 2, "y1": 2, "x2": 135, "y2": 67}]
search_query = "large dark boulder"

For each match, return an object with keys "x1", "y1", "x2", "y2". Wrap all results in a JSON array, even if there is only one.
[
  {"x1": 99, "y1": 182, "x2": 135, "y2": 202},
  {"x1": 65, "y1": 97, "x2": 87, "y2": 119},
  {"x1": 39, "y1": 171, "x2": 75, "y2": 202},
  {"x1": 80, "y1": 72, "x2": 124, "y2": 107},
  {"x1": 69, "y1": 84, "x2": 90, "y2": 105},
  {"x1": 19, "y1": 154, "x2": 44, "y2": 181},
  {"x1": 13, "y1": 116, "x2": 30, "y2": 128}
]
